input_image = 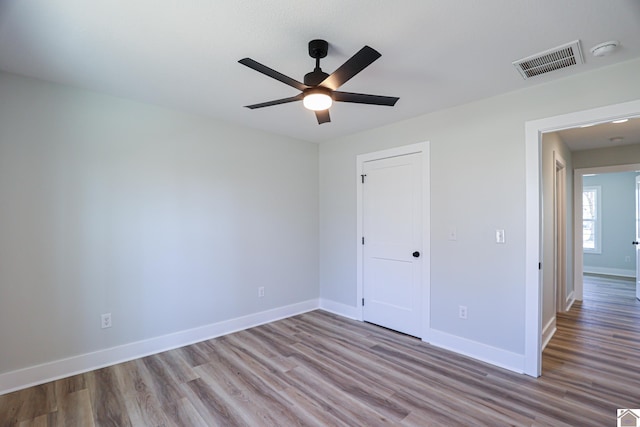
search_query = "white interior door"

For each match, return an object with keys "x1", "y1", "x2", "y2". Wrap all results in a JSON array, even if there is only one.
[
  {"x1": 362, "y1": 152, "x2": 422, "y2": 337},
  {"x1": 635, "y1": 174, "x2": 640, "y2": 300}
]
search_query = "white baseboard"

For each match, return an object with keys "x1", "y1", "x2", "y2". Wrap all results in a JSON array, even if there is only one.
[
  {"x1": 319, "y1": 300, "x2": 526, "y2": 375},
  {"x1": 426, "y1": 328, "x2": 525, "y2": 374},
  {"x1": 319, "y1": 298, "x2": 359, "y2": 320},
  {"x1": 565, "y1": 291, "x2": 575, "y2": 311},
  {"x1": 0, "y1": 299, "x2": 319, "y2": 396},
  {"x1": 541, "y1": 317, "x2": 557, "y2": 351},
  {"x1": 1, "y1": 298, "x2": 531, "y2": 395},
  {"x1": 583, "y1": 266, "x2": 636, "y2": 278}
]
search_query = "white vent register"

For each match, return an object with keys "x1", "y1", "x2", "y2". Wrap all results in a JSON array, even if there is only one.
[{"x1": 513, "y1": 40, "x2": 584, "y2": 79}]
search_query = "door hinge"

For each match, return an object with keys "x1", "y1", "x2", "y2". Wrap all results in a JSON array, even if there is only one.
[
  {"x1": 538, "y1": 262, "x2": 542, "y2": 270},
  {"x1": 362, "y1": 298, "x2": 365, "y2": 306},
  {"x1": 361, "y1": 174, "x2": 366, "y2": 183},
  {"x1": 362, "y1": 237, "x2": 365, "y2": 245}
]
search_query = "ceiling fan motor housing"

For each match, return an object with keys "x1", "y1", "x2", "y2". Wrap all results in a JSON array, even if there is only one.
[
  {"x1": 305, "y1": 40, "x2": 330, "y2": 86},
  {"x1": 304, "y1": 69, "x2": 330, "y2": 86},
  {"x1": 308, "y1": 39, "x2": 328, "y2": 59}
]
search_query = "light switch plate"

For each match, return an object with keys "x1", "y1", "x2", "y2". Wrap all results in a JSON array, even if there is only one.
[{"x1": 496, "y1": 229, "x2": 505, "y2": 244}]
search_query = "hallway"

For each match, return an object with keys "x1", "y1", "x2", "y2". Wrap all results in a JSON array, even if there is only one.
[{"x1": 542, "y1": 274, "x2": 640, "y2": 415}]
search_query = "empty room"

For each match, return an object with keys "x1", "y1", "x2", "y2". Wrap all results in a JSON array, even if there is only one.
[{"x1": 1, "y1": 1, "x2": 640, "y2": 426}]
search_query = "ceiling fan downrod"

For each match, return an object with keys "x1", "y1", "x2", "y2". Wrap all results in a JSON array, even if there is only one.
[{"x1": 305, "y1": 40, "x2": 330, "y2": 86}]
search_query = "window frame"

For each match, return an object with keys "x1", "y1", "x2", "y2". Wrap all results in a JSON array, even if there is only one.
[{"x1": 582, "y1": 185, "x2": 602, "y2": 254}]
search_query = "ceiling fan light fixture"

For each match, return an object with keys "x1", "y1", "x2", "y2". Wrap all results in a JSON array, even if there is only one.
[
  {"x1": 303, "y1": 89, "x2": 332, "y2": 111},
  {"x1": 239, "y1": 40, "x2": 398, "y2": 124}
]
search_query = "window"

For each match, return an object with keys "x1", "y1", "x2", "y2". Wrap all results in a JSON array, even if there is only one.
[{"x1": 583, "y1": 185, "x2": 601, "y2": 253}]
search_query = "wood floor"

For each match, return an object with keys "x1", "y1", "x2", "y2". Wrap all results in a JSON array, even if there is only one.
[{"x1": 1, "y1": 275, "x2": 639, "y2": 426}]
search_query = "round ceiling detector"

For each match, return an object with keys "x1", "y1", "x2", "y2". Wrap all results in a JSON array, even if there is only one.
[{"x1": 590, "y1": 40, "x2": 620, "y2": 57}]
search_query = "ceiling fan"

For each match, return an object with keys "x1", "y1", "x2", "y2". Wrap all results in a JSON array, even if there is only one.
[{"x1": 239, "y1": 40, "x2": 399, "y2": 124}]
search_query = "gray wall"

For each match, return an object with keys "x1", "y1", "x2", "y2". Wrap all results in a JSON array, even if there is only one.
[
  {"x1": 319, "y1": 58, "x2": 640, "y2": 355},
  {"x1": 541, "y1": 132, "x2": 573, "y2": 330},
  {"x1": 0, "y1": 71, "x2": 319, "y2": 374},
  {"x1": 583, "y1": 171, "x2": 638, "y2": 276},
  {"x1": 573, "y1": 144, "x2": 640, "y2": 169},
  {"x1": 3, "y1": 57, "x2": 640, "y2": 378}
]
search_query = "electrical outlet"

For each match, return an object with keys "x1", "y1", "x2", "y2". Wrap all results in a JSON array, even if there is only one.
[
  {"x1": 101, "y1": 313, "x2": 112, "y2": 329},
  {"x1": 458, "y1": 305, "x2": 468, "y2": 320},
  {"x1": 448, "y1": 227, "x2": 457, "y2": 241},
  {"x1": 258, "y1": 287, "x2": 265, "y2": 298}
]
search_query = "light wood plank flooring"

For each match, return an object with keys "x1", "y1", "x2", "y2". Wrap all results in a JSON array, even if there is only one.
[{"x1": 1, "y1": 276, "x2": 639, "y2": 426}]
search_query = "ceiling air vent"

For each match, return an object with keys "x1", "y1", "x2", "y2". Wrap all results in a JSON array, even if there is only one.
[{"x1": 513, "y1": 40, "x2": 584, "y2": 79}]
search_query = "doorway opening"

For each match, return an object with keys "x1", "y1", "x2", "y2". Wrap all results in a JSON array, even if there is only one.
[
  {"x1": 574, "y1": 165, "x2": 640, "y2": 301},
  {"x1": 525, "y1": 99, "x2": 640, "y2": 377}
]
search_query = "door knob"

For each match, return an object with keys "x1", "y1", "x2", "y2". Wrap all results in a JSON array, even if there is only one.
[
  {"x1": 412, "y1": 251, "x2": 420, "y2": 258},
  {"x1": 633, "y1": 241, "x2": 639, "y2": 245}
]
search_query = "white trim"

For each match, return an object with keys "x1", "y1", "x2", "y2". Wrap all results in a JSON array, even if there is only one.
[
  {"x1": 428, "y1": 329, "x2": 525, "y2": 374},
  {"x1": 565, "y1": 290, "x2": 575, "y2": 311},
  {"x1": 541, "y1": 317, "x2": 557, "y2": 350},
  {"x1": 525, "y1": 98, "x2": 640, "y2": 377},
  {"x1": 583, "y1": 267, "x2": 636, "y2": 278},
  {"x1": 421, "y1": 144, "x2": 432, "y2": 342},
  {"x1": 0, "y1": 299, "x2": 318, "y2": 396},
  {"x1": 319, "y1": 298, "x2": 359, "y2": 319},
  {"x1": 355, "y1": 142, "x2": 431, "y2": 339},
  {"x1": 524, "y1": 120, "x2": 543, "y2": 377},
  {"x1": 356, "y1": 142, "x2": 426, "y2": 164},
  {"x1": 582, "y1": 185, "x2": 602, "y2": 254},
  {"x1": 574, "y1": 173, "x2": 585, "y2": 300},
  {"x1": 574, "y1": 163, "x2": 640, "y2": 300},
  {"x1": 553, "y1": 151, "x2": 568, "y2": 313}
]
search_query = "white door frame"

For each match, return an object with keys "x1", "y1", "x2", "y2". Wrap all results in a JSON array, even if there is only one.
[
  {"x1": 356, "y1": 142, "x2": 431, "y2": 340},
  {"x1": 636, "y1": 174, "x2": 640, "y2": 301},
  {"x1": 573, "y1": 163, "x2": 640, "y2": 300},
  {"x1": 554, "y1": 152, "x2": 568, "y2": 313},
  {"x1": 525, "y1": 99, "x2": 640, "y2": 377}
]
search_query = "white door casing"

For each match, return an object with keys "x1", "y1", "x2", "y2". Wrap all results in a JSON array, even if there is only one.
[
  {"x1": 574, "y1": 164, "x2": 640, "y2": 302},
  {"x1": 356, "y1": 142, "x2": 430, "y2": 340},
  {"x1": 362, "y1": 153, "x2": 422, "y2": 337},
  {"x1": 525, "y1": 99, "x2": 640, "y2": 377},
  {"x1": 554, "y1": 153, "x2": 567, "y2": 312},
  {"x1": 634, "y1": 175, "x2": 640, "y2": 299}
]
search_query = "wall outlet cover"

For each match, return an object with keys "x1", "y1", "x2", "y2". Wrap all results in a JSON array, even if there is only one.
[
  {"x1": 101, "y1": 313, "x2": 112, "y2": 329},
  {"x1": 458, "y1": 305, "x2": 468, "y2": 319}
]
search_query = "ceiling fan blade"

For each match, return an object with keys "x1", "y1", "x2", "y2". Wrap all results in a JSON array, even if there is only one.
[
  {"x1": 319, "y1": 46, "x2": 381, "y2": 91},
  {"x1": 333, "y1": 91, "x2": 399, "y2": 106},
  {"x1": 315, "y1": 109, "x2": 331, "y2": 124},
  {"x1": 244, "y1": 94, "x2": 303, "y2": 109},
  {"x1": 239, "y1": 58, "x2": 308, "y2": 91}
]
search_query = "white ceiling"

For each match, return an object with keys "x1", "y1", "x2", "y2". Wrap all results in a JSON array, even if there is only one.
[
  {"x1": 555, "y1": 117, "x2": 640, "y2": 151},
  {"x1": 1, "y1": 0, "x2": 640, "y2": 143}
]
